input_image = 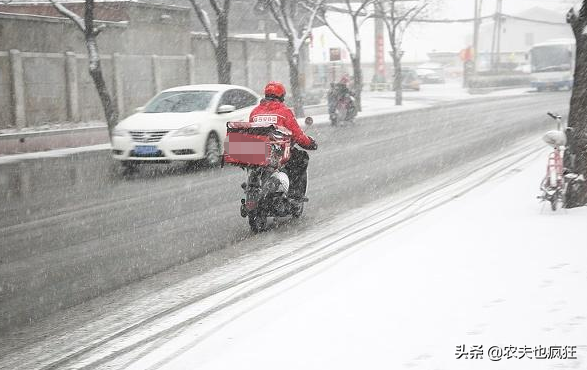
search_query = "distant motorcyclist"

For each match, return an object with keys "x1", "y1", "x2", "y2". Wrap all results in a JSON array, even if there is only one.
[
  {"x1": 328, "y1": 75, "x2": 356, "y2": 122},
  {"x1": 249, "y1": 81, "x2": 317, "y2": 200}
]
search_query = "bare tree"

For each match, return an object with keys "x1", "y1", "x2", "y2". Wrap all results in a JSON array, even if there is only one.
[
  {"x1": 317, "y1": 0, "x2": 374, "y2": 111},
  {"x1": 188, "y1": 0, "x2": 231, "y2": 84},
  {"x1": 376, "y1": 0, "x2": 426, "y2": 106},
  {"x1": 49, "y1": 0, "x2": 118, "y2": 137},
  {"x1": 261, "y1": 0, "x2": 325, "y2": 117},
  {"x1": 565, "y1": 1, "x2": 587, "y2": 207}
]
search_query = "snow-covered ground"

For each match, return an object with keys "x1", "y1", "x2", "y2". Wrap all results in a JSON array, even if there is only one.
[
  {"x1": 2, "y1": 136, "x2": 584, "y2": 370},
  {"x1": 82, "y1": 138, "x2": 584, "y2": 370},
  {"x1": 306, "y1": 82, "x2": 533, "y2": 127}
]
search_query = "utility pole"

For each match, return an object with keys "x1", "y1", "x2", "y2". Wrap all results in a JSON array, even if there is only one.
[
  {"x1": 374, "y1": 6, "x2": 386, "y2": 84},
  {"x1": 495, "y1": 0, "x2": 503, "y2": 73},
  {"x1": 490, "y1": 0, "x2": 503, "y2": 72},
  {"x1": 472, "y1": 0, "x2": 482, "y2": 73}
]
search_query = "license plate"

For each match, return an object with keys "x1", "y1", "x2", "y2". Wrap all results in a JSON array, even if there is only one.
[{"x1": 134, "y1": 145, "x2": 158, "y2": 155}]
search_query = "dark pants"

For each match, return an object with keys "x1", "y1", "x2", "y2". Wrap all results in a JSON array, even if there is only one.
[{"x1": 284, "y1": 147, "x2": 309, "y2": 198}]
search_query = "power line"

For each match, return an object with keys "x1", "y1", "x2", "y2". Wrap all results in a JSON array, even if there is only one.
[
  {"x1": 411, "y1": 15, "x2": 493, "y2": 23},
  {"x1": 407, "y1": 13, "x2": 566, "y2": 25}
]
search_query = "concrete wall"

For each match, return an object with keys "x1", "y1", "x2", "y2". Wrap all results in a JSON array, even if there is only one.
[
  {"x1": 0, "y1": 52, "x2": 11, "y2": 127},
  {"x1": 0, "y1": 5, "x2": 313, "y2": 129},
  {"x1": 23, "y1": 53, "x2": 68, "y2": 125},
  {"x1": 0, "y1": 12, "x2": 127, "y2": 54},
  {"x1": 0, "y1": 37, "x2": 305, "y2": 128}
]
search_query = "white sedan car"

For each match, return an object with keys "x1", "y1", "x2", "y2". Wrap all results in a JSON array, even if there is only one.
[{"x1": 112, "y1": 84, "x2": 260, "y2": 167}]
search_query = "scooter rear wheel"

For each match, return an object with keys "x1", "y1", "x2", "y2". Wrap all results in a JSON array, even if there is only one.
[
  {"x1": 550, "y1": 189, "x2": 562, "y2": 211},
  {"x1": 248, "y1": 211, "x2": 267, "y2": 233},
  {"x1": 292, "y1": 202, "x2": 304, "y2": 218}
]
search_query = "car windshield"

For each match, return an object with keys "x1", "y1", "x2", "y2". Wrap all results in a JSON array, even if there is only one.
[
  {"x1": 144, "y1": 91, "x2": 216, "y2": 113},
  {"x1": 531, "y1": 45, "x2": 572, "y2": 73}
]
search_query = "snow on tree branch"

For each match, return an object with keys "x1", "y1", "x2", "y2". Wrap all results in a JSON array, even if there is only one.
[
  {"x1": 265, "y1": 0, "x2": 294, "y2": 40},
  {"x1": 376, "y1": 0, "x2": 427, "y2": 50},
  {"x1": 567, "y1": 1, "x2": 587, "y2": 37},
  {"x1": 312, "y1": 0, "x2": 373, "y2": 55},
  {"x1": 315, "y1": 11, "x2": 353, "y2": 55},
  {"x1": 269, "y1": 0, "x2": 324, "y2": 55},
  {"x1": 49, "y1": 0, "x2": 86, "y2": 33},
  {"x1": 208, "y1": 0, "x2": 221, "y2": 15},
  {"x1": 296, "y1": 0, "x2": 324, "y2": 53},
  {"x1": 188, "y1": 0, "x2": 219, "y2": 48}
]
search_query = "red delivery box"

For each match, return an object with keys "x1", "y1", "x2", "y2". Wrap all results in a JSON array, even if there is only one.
[{"x1": 223, "y1": 122, "x2": 292, "y2": 168}]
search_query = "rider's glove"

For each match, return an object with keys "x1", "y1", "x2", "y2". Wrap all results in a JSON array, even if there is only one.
[{"x1": 304, "y1": 136, "x2": 318, "y2": 150}]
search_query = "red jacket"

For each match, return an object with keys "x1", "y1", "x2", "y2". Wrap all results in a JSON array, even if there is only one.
[{"x1": 249, "y1": 100, "x2": 313, "y2": 148}]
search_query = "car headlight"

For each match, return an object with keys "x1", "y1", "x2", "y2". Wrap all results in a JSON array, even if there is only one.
[
  {"x1": 173, "y1": 124, "x2": 200, "y2": 136},
  {"x1": 113, "y1": 127, "x2": 128, "y2": 137}
]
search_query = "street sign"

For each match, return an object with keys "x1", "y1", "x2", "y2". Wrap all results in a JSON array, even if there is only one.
[{"x1": 329, "y1": 48, "x2": 341, "y2": 62}]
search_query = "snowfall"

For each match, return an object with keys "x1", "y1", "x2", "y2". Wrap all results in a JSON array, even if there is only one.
[{"x1": 75, "y1": 136, "x2": 586, "y2": 370}]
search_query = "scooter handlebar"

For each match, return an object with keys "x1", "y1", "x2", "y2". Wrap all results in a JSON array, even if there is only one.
[{"x1": 547, "y1": 112, "x2": 561, "y2": 120}]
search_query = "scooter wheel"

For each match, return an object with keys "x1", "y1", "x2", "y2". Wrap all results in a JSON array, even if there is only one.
[
  {"x1": 550, "y1": 189, "x2": 559, "y2": 211},
  {"x1": 292, "y1": 202, "x2": 304, "y2": 218},
  {"x1": 248, "y1": 211, "x2": 267, "y2": 233}
]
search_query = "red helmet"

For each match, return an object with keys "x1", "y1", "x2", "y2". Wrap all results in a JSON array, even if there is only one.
[{"x1": 264, "y1": 81, "x2": 286, "y2": 99}]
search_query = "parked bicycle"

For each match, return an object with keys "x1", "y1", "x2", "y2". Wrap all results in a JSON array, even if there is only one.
[{"x1": 538, "y1": 112, "x2": 567, "y2": 211}]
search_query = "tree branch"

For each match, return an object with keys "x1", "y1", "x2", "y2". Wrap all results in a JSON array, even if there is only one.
[
  {"x1": 567, "y1": 1, "x2": 587, "y2": 37},
  {"x1": 222, "y1": 0, "x2": 230, "y2": 16},
  {"x1": 188, "y1": 0, "x2": 218, "y2": 49},
  {"x1": 355, "y1": 0, "x2": 374, "y2": 16},
  {"x1": 94, "y1": 24, "x2": 107, "y2": 36},
  {"x1": 298, "y1": 0, "x2": 325, "y2": 47},
  {"x1": 49, "y1": 0, "x2": 85, "y2": 32},
  {"x1": 265, "y1": 0, "x2": 292, "y2": 39},
  {"x1": 316, "y1": 12, "x2": 353, "y2": 55},
  {"x1": 358, "y1": 13, "x2": 375, "y2": 28},
  {"x1": 403, "y1": 3, "x2": 427, "y2": 29},
  {"x1": 208, "y1": 0, "x2": 221, "y2": 15}
]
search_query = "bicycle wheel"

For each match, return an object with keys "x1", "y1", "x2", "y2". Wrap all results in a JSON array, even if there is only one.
[{"x1": 550, "y1": 189, "x2": 561, "y2": 211}]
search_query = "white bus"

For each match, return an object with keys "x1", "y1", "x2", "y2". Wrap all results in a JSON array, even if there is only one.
[{"x1": 530, "y1": 39, "x2": 575, "y2": 91}]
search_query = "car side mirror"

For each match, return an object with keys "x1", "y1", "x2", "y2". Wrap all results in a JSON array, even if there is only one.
[
  {"x1": 135, "y1": 106, "x2": 145, "y2": 113},
  {"x1": 218, "y1": 105, "x2": 236, "y2": 114}
]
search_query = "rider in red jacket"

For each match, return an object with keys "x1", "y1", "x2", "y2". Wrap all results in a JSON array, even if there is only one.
[
  {"x1": 249, "y1": 81, "x2": 317, "y2": 199},
  {"x1": 249, "y1": 82, "x2": 316, "y2": 150}
]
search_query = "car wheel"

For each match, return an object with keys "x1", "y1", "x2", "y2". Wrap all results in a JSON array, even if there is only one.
[{"x1": 204, "y1": 133, "x2": 221, "y2": 167}]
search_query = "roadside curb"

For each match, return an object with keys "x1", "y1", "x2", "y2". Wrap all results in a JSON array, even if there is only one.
[
  {"x1": 0, "y1": 126, "x2": 109, "y2": 156},
  {"x1": 0, "y1": 125, "x2": 107, "y2": 140},
  {"x1": 468, "y1": 85, "x2": 530, "y2": 95}
]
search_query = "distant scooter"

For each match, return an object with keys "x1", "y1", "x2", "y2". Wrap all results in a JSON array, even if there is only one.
[{"x1": 329, "y1": 93, "x2": 357, "y2": 126}]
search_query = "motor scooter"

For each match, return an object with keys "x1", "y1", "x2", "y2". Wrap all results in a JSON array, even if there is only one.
[{"x1": 223, "y1": 117, "x2": 316, "y2": 232}]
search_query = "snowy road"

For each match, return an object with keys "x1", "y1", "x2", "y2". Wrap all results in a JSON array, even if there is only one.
[
  {"x1": 1, "y1": 119, "x2": 584, "y2": 370},
  {"x1": 0, "y1": 91, "x2": 570, "y2": 334}
]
